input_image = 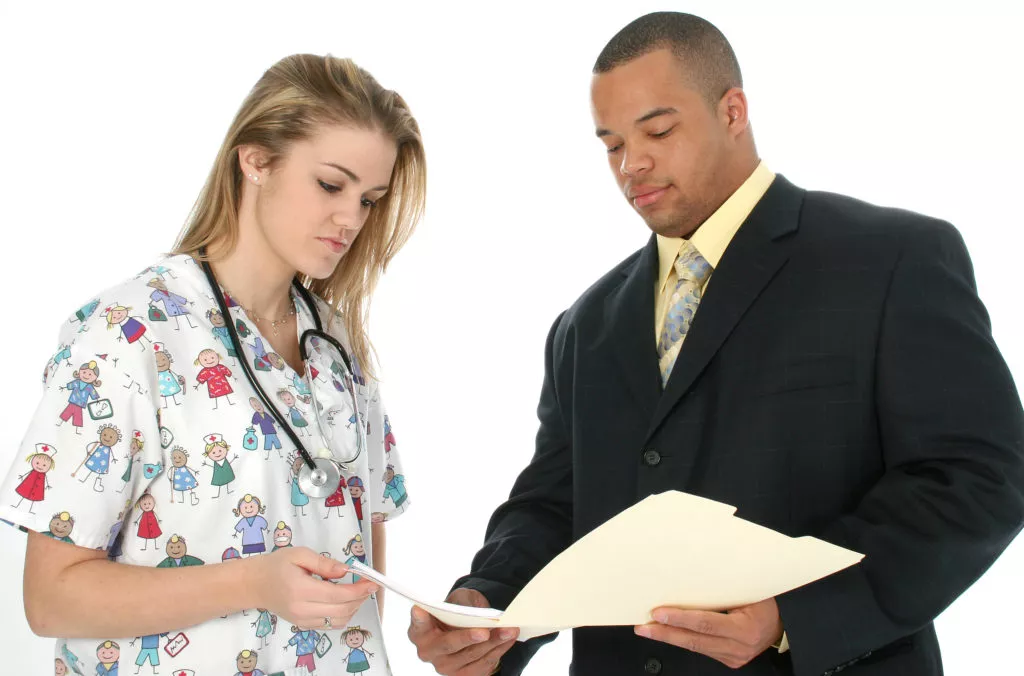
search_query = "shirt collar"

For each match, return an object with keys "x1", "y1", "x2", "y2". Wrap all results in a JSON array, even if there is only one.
[{"x1": 656, "y1": 161, "x2": 776, "y2": 293}]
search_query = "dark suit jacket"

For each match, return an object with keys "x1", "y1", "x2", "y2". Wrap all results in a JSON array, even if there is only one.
[{"x1": 454, "y1": 176, "x2": 1024, "y2": 675}]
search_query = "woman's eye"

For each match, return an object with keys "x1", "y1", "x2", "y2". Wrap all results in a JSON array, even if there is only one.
[
  {"x1": 360, "y1": 197, "x2": 379, "y2": 209},
  {"x1": 318, "y1": 179, "x2": 341, "y2": 194}
]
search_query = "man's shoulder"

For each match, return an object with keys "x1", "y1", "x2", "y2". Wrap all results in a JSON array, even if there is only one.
[
  {"x1": 801, "y1": 188, "x2": 960, "y2": 244},
  {"x1": 562, "y1": 246, "x2": 646, "y2": 320}
]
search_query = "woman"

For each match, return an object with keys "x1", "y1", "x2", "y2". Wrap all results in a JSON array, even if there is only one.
[{"x1": 0, "y1": 54, "x2": 424, "y2": 675}]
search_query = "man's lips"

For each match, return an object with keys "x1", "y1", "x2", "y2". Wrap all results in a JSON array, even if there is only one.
[{"x1": 629, "y1": 185, "x2": 670, "y2": 209}]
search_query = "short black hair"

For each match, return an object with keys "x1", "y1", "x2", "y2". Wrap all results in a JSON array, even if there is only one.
[{"x1": 593, "y1": 12, "x2": 742, "y2": 106}]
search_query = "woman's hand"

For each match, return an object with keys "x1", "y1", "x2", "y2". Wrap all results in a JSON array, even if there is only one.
[{"x1": 250, "y1": 547, "x2": 378, "y2": 630}]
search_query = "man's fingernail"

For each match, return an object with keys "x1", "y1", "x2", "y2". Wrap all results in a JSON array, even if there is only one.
[
  {"x1": 653, "y1": 611, "x2": 669, "y2": 624},
  {"x1": 471, "y1": 630, "x2": 489, "y2": 642},
  {"x1": 635, "y1": 625, "x2": 652, "y2": 638},
  {"x1": 499, "y1": 629, "x2": 516, "y2": 640}
]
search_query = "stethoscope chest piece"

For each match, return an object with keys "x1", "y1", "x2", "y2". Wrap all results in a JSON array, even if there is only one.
[{"x1": 298, "y1": 456, "x2": 345, "y2": 498}]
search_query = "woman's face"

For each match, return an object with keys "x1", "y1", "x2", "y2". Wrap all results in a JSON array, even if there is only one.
[{"x1": 245, "y1": 124, "x2": 398, "y2": 280}]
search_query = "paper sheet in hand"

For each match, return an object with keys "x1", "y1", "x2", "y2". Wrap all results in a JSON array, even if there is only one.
[{"x1": 353, "y1": 490, "x2": 863, "y2": 641}]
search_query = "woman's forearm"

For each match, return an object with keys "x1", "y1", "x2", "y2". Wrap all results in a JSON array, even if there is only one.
[{"x1": 25, "y1": 531, "x2": 263, "y2": 638}]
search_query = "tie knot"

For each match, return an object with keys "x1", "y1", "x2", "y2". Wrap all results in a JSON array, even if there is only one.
[{"x1": 673, "y1": 243, "x2": 712, "y2": 284}]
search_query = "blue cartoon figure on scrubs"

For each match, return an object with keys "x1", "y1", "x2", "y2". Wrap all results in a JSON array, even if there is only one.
[
  {"x1": 57, "y1": 361, "x2": 102, "y2": 435},
  {"x1": 341, "y1": 626, "x2": 375, "y2": 675},
  {"x1": 342, "y1": 534, "x2": 367, "y2": 581},
  {"x1": 232, "y1": 494, "x2": 269, "y2": 556},
  {"x1": 206, "y1": 308, "x2": 239, "y2": 364},
  {"x1": 129, "y1": 632, "x2": 168, "y2": 674},
  {"x1": 72, "y1": 424, "x2": 121, "y2": 493},
  {"x1": 146, "y1": 278, "x2": 197, "y2": 331},
  {"x1": 168, "y1": 447, "x2": 200, "y2": 505},
  {"x1": 285, "y1": 626, "x2": 320, "y2": 673}
]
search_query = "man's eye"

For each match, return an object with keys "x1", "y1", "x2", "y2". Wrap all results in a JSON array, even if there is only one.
[
  {"x1": 606, "y1": 144, "x2": 622, "y2": 154},
  {"x1": 651, "y1": 126, "x2": 675, "y2": 138}
]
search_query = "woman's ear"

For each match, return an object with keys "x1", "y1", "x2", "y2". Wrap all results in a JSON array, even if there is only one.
[{"x1": 238, "y1": 145, "x2": 270, "y2": 183}]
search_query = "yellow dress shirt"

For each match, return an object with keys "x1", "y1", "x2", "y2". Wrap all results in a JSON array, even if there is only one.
[
  {"x1": 654, "y1": 161, "x2": 776, "y2": 343},
  {"x1": 651, "y1": 161, "x2": 789, "y2": 654}
]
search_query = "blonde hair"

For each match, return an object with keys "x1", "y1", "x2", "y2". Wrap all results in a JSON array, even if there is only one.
[{"x1": 172, "y1": 54, "x2": 426, "y2": 379}]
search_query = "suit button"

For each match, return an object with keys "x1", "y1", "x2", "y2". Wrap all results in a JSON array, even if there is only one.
[
  {"x1": 644, "y1": 657, "x2": 662, "y2": 674},
  {"x1": 642, "y1": 449, "x2": 661, "y2": 466},
  {"x1": 823, "y1": 670, "x2": 835, "y2": 676}
]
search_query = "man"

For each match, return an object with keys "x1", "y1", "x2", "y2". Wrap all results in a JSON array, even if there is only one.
[{"x1": 408, "y1": 12, "x2": 1024, "y2": 676}]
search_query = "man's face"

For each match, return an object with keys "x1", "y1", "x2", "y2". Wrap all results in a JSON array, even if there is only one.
[{"x1": 591, "y1": 48, "x2": 731, "y2": 238}]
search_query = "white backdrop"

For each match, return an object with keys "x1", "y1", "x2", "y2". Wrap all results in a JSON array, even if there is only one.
[{"x1": 0, "y1": 1, "x2": 1021, "y2": 674}]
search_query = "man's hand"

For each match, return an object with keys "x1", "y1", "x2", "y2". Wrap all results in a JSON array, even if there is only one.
[
  {"x1": 408, "y1": 588, "x2": 519, "y2": 675},
  {"x1": 635, "y1": 597, "x2": 783, "y2": 669}
]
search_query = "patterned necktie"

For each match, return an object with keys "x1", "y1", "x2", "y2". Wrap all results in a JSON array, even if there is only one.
[{"x1": 657, "y1": 242, "x2": 713, "y2": 387}]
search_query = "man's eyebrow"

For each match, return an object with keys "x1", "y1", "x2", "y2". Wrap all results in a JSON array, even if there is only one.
[{"x1": 595, "y1": 107, "x2": 680, "y2": 138}]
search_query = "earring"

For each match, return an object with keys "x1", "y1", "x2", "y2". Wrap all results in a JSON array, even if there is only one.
[{"x1": 248, "y1": 174, "x2": 259, "y2": 184}]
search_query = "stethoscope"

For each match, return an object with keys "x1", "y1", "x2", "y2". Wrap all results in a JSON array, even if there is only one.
[{"x1": 198, "y1": 250, "x2": 363, "y2": 498}]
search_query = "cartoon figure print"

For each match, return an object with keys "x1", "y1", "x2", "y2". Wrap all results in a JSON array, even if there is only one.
[
  {"x1": 54, "y1": 657, "x2": 68, "y2": 676},
  {"x1": 324, "y1": 474, "x2": 348, "y2": 519},
  {"x1": 129, "y1": 632, "x2": 168, "y2": 674},
  {"x1": 207, "y1": 309, "x2": 239, "y2": 365},
  {"x1": 232, "y1": 494, "x2": 269, "y2": 556},
  {"x1": 288, "y1": 454, "x2": 310, "y2": 517},
  {"x1": 202, "y1": 433, "x2": 237, "y2": 498},
  {"x1": 168, "y1": 447, "x2": 200, "y2": 505},
  {"x1": 272, "y1": 521, "x2": 293, "y2": 551},
  {"x1": 153, "y1": 343, "x2": 186, "y2": 408},
  {"x1": 383, "y1": 415, "x2": 396, "y2": 455},
  {"x1": 249, "y1": 397, "x2": 283, "y2": 459},
  {"x1": 252, "y1": 609, "x2": 278, "y2": 649},
  {"x1": 346, "y1": 476, "x2": 365, "y2": 531},
  {"x1": 105, "y1": 304, "x2": 153, "y2": 351},
  {"x1": 340, "y1": 627, "x2": 375, "y2": 675},
  {"x1": 12, "y1": 443, "x2": 57, "y2": 513},
  {"x1": 194, "y1": 349, "x2": 236, "y2": 409},
  {"x1": 146, "y1": 278, "x2": 197, "y2": 331},
  {"x1": 95, "y1": 640, "x2": 120, "y2": 676},
  {"x1": 342, "y1": 534, "x2": 367, "y2": 582},
  {"x1": 118, "y1": 431, "x2": 145, "y2": 493},
  {"x1": 106, "y1": 499, "x2": 133, "y2": 558},
  {"x1": 235, "y1": 648, "x2": 266, "y2": 676},
  {"x1": 134, "y1": 492, "x2": 162, "y2": 550},
  {"x1": 45, "y1": 344, "x2": 73, "y2": 382},
  {"x1": 72, "y1": 424, "x2": 122, "y2": 492},
  {"x1": 380, "y1": 464, "x2": 407, "y2": 516},
  {"x1": 41, "y1": 511, "x2": 76, "y2": 544},
  {"x1": 156, "y1": 534, "x2": 205, "y2": 567},
  {"x1": 284, "y1": 626, "x2": 320, "y2": 673},
  {"x1": 57, "y1": 360, "x2": 102, "y2": 435},
  {"x1": 69, "y1": 297, "x2": 101, "y2": 333},
  {"x1": 276, "y1": 389, "x2": 310, "y2": 437}
]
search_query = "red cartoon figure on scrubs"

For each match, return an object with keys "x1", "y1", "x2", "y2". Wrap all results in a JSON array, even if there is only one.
[
  {"x1": 340, "y1": 626, "x2": 375, "y2": 674},
  {"x1": 11, "y1": 443, "x2": 57, "y2": 513},
  {"x1": 72, "y1": 424, "x2": 122, "y2": 493},
  {"x1": 194, "y1": 348, "x2": 236, "y2": 409},
  {"x1": 57, "y1": 360, "x2": 102, "y2": 435},
  {"x1": 324, "y1": 473, "x2": 348, "y2": 518},
  {"x1": 105, "y1": 304, "x2": 153, "y2": 351},
  {"x1": 134, "y1": 491, "x2": 162, "y2": 550}
]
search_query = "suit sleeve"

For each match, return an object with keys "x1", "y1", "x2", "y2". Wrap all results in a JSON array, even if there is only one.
[
  {"x1": 452, "y1": 311, "x2": 574, "y2": 675},
  {"x1": 776, "y1": 220, "x2": 1024, "y2": 675}
]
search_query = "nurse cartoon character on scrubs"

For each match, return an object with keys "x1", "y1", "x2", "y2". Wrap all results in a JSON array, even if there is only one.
[
  {"x1": 104, "y1": 304, "x2": 152, "y2": 351},
  {"x1": 342, "y1": 534, "x2": 367, "y2": 582},
  {"x1": 232, "y1": 493, "x2": 269, "y2": 556},
  {"x1": 73, "y1": 424, "x2": 121, "y2": 493},
  {"x1": 153, "y1": 343, "x2": 186, "y2": 408},
  {"x1": 201, "y1": 433, "x2": 237, "y2": 499},
  {"x1": 11, "y1": 443, "x2": 57, "y2": 513},
  {"x1": 117, "y1": 430, "x2": 145, "y2": 493},
  {"x1": 57, "y1": 361, "x2": 102, "y2": 435}
]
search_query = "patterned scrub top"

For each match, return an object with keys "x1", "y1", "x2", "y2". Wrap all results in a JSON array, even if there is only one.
[{"x1": 0, "y1": 254, "x2": 409, "y2": 676}]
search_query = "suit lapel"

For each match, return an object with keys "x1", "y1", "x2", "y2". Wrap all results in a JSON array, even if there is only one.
[
  {"x1": 605, "y1": 235, "x2": 661, "y2": 417},
  {"x1": 646, "y1": 175, "x2": 805, "y2": 439}
]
